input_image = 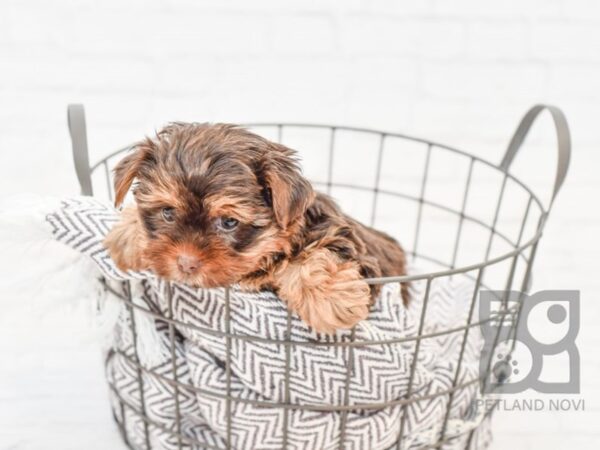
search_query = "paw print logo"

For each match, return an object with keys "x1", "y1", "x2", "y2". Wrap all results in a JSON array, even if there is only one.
[
  {"x1": 486, "y1": 340, "x2": 532, "y2": 390},
  {"x1": 492, "y1": 353, "x2": 519, "y2": 384},
  {"x1": 479, "y1": 290, "x2": 580, "y2": 394}
]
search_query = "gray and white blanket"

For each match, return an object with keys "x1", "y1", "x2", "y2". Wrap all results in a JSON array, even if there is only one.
[{"x1": 46, "y1": 197, "x2": 492, "y2": 450}]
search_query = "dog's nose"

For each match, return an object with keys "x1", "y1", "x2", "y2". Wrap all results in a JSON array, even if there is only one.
[{"x1": 177, "y1": 254, "x2": 201, "y2": 274}]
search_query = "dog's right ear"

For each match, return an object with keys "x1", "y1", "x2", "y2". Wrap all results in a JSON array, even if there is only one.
[
  {"x1": 257, "y1": 143, "x2": 315, "y2": 229},
  {"x1": 113, "y1": 143, "x2": 153, "y2": 207}
]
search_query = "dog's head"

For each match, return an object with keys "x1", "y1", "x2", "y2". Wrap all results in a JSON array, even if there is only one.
[{"x1": 113, "y1": 123, "x2": 314, "y2": 287}]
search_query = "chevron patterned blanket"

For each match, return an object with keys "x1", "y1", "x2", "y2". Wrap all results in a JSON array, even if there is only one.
[{"x1": 46, "y1": 197, "x2": 492, "y2": 450}]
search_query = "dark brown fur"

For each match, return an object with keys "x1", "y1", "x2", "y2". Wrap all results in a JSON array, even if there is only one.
[{"x1": 105, "y1": 123, "x2": 409, "y2": 333}]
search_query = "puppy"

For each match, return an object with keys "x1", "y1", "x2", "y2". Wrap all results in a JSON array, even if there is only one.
[{"x1": 105, "y1": 123, "x2": 409, "y2": 333}]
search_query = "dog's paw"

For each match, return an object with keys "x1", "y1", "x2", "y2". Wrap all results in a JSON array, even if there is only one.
[
  {"x1": 276, "y1": 249, "x2": 371, "y2": 334},
  {"x1": 104, "y1": 206, "x2": 147, "y2": 272}
]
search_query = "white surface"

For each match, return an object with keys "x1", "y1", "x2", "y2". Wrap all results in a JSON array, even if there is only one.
[{"x1": 1, "y1": 1, "x2": 599, "y2": 449}]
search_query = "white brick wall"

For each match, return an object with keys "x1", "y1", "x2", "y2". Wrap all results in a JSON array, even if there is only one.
[{"x1": 0, "y1": 1, "x2": 599, "y2": 449}]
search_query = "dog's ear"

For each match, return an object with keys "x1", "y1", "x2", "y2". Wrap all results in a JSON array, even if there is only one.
[
  {"x1": 259, "y1": 144, "x2": 314, "y2": 229},
  {"x1": 113, "y1": 143, "x2": 153, "y2": 207}
]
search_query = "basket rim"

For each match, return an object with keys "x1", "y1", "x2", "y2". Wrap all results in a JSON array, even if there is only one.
[
  {"x1": 91, "y1": 122, "x2": 546, "y2": 213},
  {"x1": 90, "y1": 122, "x2": 547, "y2": 286}
]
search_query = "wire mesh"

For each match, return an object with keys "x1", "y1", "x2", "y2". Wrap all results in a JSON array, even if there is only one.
[{"x1": 73, "y1": 114, "x2": 566, "y2": 450}]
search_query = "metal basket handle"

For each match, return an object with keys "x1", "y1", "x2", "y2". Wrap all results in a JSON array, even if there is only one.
[
  {"x1": 68, "y1": 104, "x2": 94, "y2": 196},
  {"x1": 500, "y1": 104, "x2": 571, "y2": 211}
]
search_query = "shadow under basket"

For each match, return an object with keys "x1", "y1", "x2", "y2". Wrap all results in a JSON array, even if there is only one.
[{"x1": 66, "y1": 104, "x2": 570, "y2": 450}]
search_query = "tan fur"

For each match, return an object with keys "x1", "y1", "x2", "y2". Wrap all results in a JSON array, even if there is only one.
[
  {"x1": 274, "y1": 249, "x2": 370, "y2": 334},
  {"x1": 104, "y1": 205, "x2": 147, "y2": 272}
]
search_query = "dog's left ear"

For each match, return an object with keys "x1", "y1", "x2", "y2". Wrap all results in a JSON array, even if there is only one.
[
  {"x1": 259, "y1": 144, "x2": 314, "y2": 229},
  {"x1": 113, "y1": 142, "x2": 154, "y2": 207}
]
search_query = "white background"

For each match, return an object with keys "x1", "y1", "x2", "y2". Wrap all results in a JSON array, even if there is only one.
[{"x1": 0, "y1": 1, "x2": 599, "y2": 449}]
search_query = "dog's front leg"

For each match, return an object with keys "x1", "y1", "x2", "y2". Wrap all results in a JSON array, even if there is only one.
[
  {"x1": 274, "y1": 248, "x2": 371, "y2": 334},
  {"x1": 104, "y1": 205, "x2": 147, "y2": 272}
]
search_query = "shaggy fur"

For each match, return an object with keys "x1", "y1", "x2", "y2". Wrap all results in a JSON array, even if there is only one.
[{"x1": 105, "y1": 123, "x2": 409, "y2": 333}]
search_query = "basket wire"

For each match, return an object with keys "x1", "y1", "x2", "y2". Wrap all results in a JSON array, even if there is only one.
[{"x1": 67, "y1": 104, "x2": 570, "y2": 450}]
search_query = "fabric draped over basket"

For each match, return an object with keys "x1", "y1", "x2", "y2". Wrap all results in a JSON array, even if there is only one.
[{"x1": 46, "y1": 197, "x2": 492, "y2": 450}]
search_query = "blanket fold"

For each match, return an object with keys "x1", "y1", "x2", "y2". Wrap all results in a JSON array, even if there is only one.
[{"x1": 46, "y1": 197, "x2": 492, "y2": 450}]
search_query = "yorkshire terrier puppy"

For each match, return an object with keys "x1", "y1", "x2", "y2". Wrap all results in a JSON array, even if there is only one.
[{"x1": 105, "y1": 124, "x2": 409, "y2": 333}]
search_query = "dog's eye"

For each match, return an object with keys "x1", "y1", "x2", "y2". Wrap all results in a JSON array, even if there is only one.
[
  {"x1": 219, "y1": 217, "x2": 239, "y2": 231},
  {"x1": 162, "y1": 207, "x2": 175, "y2": 223}
]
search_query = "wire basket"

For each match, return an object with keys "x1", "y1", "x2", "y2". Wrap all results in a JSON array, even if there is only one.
[{"x1": 67, "y1": 104, "x2": 570, "y2": 450}]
